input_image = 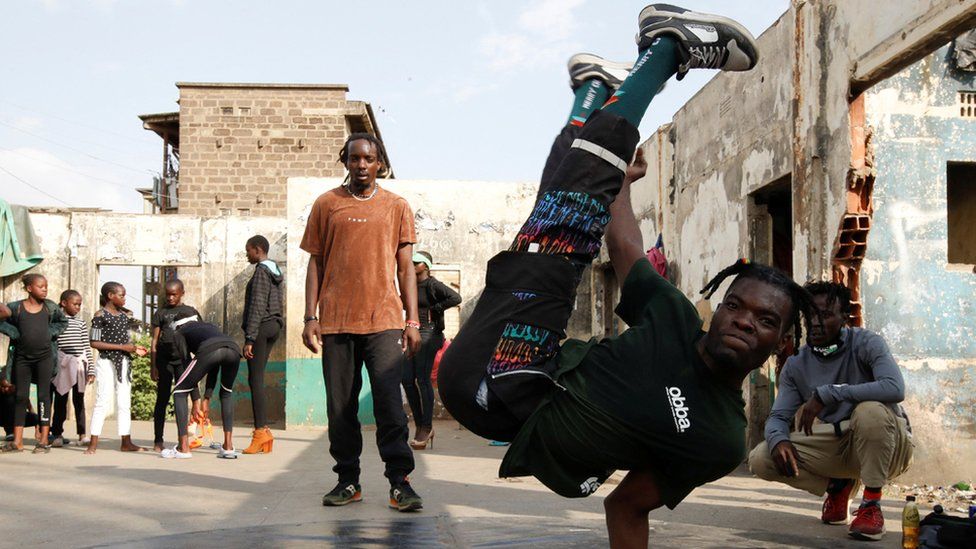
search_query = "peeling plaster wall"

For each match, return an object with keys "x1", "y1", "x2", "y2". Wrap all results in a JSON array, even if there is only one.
[
  {"x1": 285, "y1": 178, "x2": 543, "y2": 427},
  {"x1": 864, "y1": 44, "x2": 976, "y2": 482},
  {"x1": 1, "y1": 212, "x2": 286, "y2": 426},
  {"x1": 633, "y1": 1, "x2": 976, "y2": 479},
  {"x1": 662, "y1": 10, "x2": 795, "y2": 308}
]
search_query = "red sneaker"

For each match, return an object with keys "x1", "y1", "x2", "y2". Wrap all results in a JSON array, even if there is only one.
[
  {"x1": 848, "y1": 502, "x2": 885, "y2": 540},
  {"x1": 821, "y1": 481, "x2": 855, "y2": 524}
]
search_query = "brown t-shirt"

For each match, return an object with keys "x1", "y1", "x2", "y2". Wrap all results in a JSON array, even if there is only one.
[{"x1": 300, "y1": 186, "x2": 416, "y2": 335}]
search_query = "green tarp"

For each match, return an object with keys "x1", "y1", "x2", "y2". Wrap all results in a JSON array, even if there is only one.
[{"x1": 0, "y1": 198, "x2": 43, "y2": 277}]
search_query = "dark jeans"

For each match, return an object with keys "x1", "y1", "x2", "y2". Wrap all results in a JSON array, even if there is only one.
[
  {"x1": 51, "y1": 384, "x2": 85, "y2": 438},
  {"x1": 401, "y1": 329, "x2": 443, "y2": 429},
  {"x1": 437, "y1": 110, "x2": 639, "y2": 442},
  {"x1": 13, "y1": 353, "x2": 54, "y2": 427},
  {"x1": 153, "y1": 348, "x2": 201, "y2": 444},
  {"x1": 247, "y1": 319, "x2": 281, "y2": 428},
  {"x1": 322, "y1": 330, "x2": 414, "y2": 486}
]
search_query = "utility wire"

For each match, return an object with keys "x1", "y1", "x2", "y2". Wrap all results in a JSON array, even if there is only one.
[
  {"x1": 0, "y1": 147, "x2": 169, "y2": 200},
  {"x1": 0, "y1": 119, "x2": 152, "y2": 174},
  {"x1": 0, "y1": 163, "x2": 73, "y2": 207},
  {"x1": 0, "y1": 98, "x2": 158, "y2": 144}
]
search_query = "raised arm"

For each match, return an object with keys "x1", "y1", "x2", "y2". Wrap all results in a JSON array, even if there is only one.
[
  {"x1": 302, "y1": 254, "x2": 325, "y2": 353},
  {"x1": 606, "y1": 148, "x2": 648, "y2": 282}
]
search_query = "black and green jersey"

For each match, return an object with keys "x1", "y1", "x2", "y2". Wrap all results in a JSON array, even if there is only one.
[{"x1": 500, "y1": 259, "x2": 747, "y2": 509}]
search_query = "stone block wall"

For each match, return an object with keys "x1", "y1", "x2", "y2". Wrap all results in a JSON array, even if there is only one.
[{"x1": 176, "y1": 83, "x2": 355, "y2": 218}]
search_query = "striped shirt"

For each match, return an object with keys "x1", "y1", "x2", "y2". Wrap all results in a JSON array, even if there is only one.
[{"x1": 58, "y1": 314, "x2": 95, "y2": 377}]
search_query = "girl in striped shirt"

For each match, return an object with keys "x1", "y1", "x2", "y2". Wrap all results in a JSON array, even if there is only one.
[{"x1": 51, "y1": 290, "x2": 95, "y2": 447}]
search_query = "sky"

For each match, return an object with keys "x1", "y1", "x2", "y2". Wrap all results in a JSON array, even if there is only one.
[{"x1": 0, "y1": 0, "x2": 789, "y2": 316}]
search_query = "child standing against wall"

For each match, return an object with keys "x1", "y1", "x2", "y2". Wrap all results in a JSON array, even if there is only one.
[
  {"x1": 87, "y1": 282, "x2": 147, "y2": 454},
  {"x1": 0, "y1": 274, "x2": 68, "y2": 453},
  {"x1": 150, "y1": 279, "x2": 203, "y2": 452},
  {"x1": 50, "y1": 290, "x2": 95, "y2": 447}
]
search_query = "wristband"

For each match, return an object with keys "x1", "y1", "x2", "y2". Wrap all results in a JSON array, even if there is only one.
[
  {"x1": 303, "y1": 316, "x2": 318, "y2": 324},
  {"x1": 405, "y1": 320, "x2": 421, "y2": 330}
]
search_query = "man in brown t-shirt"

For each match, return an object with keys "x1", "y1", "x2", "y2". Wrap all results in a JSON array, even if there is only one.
[{"x1": 300, "y1": 132, "x2": 423, "y2": 512}]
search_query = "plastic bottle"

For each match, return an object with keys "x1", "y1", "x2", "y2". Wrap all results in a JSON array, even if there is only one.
[{"x1": 902, "y1": 495, "x2": 920, "y2": 549}]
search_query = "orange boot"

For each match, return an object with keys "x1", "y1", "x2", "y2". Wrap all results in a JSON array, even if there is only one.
[{"x1": 242, "y1": 427, "x2": 274, "y2": 454}]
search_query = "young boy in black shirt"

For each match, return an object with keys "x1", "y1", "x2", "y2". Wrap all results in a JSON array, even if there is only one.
[{"x1": 150, "y1": 279, "x2": 202, "y2": 452}]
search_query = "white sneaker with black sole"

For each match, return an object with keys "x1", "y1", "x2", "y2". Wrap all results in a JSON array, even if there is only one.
[
  {"x1": 636, "y1": 3, "x2": 759, "y2": 79},
  {"x1": 568, "y1": 53, "x2": 634, "y2": 91}
]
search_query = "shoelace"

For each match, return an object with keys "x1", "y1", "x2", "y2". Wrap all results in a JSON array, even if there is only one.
[{"x1": 684, "y1": 45, "x2": 727, "y2": 69}]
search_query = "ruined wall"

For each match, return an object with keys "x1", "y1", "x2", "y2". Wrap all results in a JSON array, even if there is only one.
[
  {"x1": 284, "y1": 178, "x2": 544, "y2": 427},
  {"x1": 1, "y1": 212, "x2": 286, "y2": 426},
  {"x1": 863, "y1": 44, "x2": 976, "y2": 482},
  {"x1": 634, "y1": 0, "x2": 976, "y2": 476},
  {"x1": 177, "y1": 83, "x2": 352, "y2": 218}
]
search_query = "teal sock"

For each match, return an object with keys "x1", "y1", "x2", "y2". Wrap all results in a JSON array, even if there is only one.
[
  {"x1": 602, "y1": 36, "x2": 679, "y2": 127},
  {"x1": 567, "y1": 79, "x2": 610, "y2": 127}
]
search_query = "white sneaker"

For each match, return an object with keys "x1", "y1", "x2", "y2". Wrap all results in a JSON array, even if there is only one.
[
  {"x1": 161, "y1": 447, "x2": 192, "y2": 459},
  {"x1": 217, "y1": 446, "x2": 239, "y2": 459}
]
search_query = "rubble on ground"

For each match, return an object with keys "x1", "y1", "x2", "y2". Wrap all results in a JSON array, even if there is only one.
[{"x1": 887, "y1": 482, "x2": 975, "y2": 514}]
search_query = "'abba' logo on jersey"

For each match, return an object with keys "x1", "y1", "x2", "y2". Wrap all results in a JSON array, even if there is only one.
[{"x1": 666, "y1": 386, "x2": 691, "y2": 433}]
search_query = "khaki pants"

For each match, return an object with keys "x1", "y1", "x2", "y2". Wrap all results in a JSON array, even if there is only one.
[{"x1": 748, "y1": 401, "x2": 913, "y2": 495}]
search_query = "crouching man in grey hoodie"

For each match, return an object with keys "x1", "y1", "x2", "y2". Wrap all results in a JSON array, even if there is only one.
[{"x1": 748, "y1": 281, "x2": 913, "y2": 542}]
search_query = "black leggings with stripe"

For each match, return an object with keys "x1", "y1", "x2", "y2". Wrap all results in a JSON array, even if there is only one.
[{"x1": 173, "y1": 347, "x2": 239, "y2": 438}]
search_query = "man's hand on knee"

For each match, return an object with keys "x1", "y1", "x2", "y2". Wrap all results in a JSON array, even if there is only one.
[{"x1": 771, "y1": 441, "x2": 801, "y2": 477}]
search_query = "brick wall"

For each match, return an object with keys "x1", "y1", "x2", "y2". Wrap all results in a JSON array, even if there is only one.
[{"x1": 176, "y1": 84, "x2": 354, "y2": 217}]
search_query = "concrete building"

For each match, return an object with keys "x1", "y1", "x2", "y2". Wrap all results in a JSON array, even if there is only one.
[
  {"x1": 634, "y1": 2, "x2": 976, "y2": 482},
  {"x1": 138, "y1": 82, "x2": 390, "y2": 217}
]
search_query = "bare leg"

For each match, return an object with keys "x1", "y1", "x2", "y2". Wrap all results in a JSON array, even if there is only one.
[
  {"x1": 84, "y1": 434, "x2": 98, "y2": 454},
  {"x1": 12, "y1": 426, "x2": 23, "y2": 449}
]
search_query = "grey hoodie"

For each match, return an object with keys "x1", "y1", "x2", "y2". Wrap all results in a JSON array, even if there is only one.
[
  {"x1": 765, "y1": 327, "x2": 908, "y2": 451},
  {"x1": 242, "y1": 260, "x2": 284, "y2": 343}
]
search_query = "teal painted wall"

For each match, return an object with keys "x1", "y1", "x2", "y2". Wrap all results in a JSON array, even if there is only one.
[
  {"x1": 863, "y1": 42, "x2": 976, "y2": 481},
  {"x1": 284, "y1": 357, "x2": 375, "y2": 427}
]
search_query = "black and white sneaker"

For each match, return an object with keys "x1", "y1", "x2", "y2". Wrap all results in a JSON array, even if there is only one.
[
  {"x1": 636, "y1": 4, "x2": 759, "y2": 79},
  {"x1": 389, "y1": 482, "x2": 423, "y2": 512},
  {"x1": 568, "y1": 53, "x2": 633, "y2": 91}
]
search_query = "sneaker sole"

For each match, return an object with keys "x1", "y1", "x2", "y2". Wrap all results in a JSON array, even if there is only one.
[
  {"x1": 322, "y1": 494, "x2": 362, "y2": 507},
  {"x1": 636, "y1": 4, "x2": 757, "y2": 64},
  {"x1": 848, "y1": 527, "x2": 885, "y2": 541},
  {"x1": 388, "y1": 498, "x2": 423, "y2": 512},
  {"x1": 568, "y1": 53, "x2": 634, "y2": 89}
]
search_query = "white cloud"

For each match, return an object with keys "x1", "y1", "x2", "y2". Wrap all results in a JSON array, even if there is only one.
[
  {"x1": 0, "y1": 147, "x2": 141, "y2": 211},
  {"x1": 13, "y1": 116, "x2": 43, "y2": 130},
  {"x1": 478, "y1": 0, "x2": 586, "y2": 72},
  {"x1": 518, "y1": 0, "x2": 585, "y2": 41}
]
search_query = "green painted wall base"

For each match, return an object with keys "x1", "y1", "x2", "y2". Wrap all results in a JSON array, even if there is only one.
[{"x1": 285, "y1": 357, "x2": 375, "y2": 427}]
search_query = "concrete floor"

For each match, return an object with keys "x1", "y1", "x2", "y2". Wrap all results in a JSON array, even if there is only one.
[{"x1": 1, "y1": 419, "x2": 907, "y2": 548}]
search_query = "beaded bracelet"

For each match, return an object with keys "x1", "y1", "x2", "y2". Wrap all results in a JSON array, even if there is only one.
[{"x1": 405, "y1": 320, "x2": 421, "y2": 330}]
